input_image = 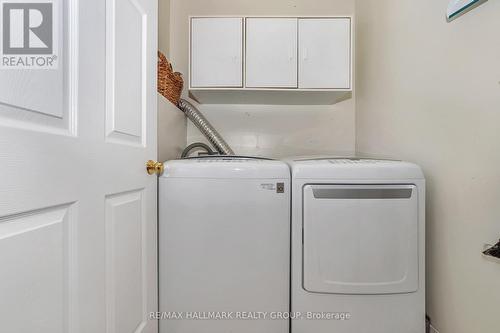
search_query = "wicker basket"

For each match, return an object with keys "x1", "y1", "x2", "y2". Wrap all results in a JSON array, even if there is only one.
[{"x1": 157, "y1": 51, "x2": 183, "y2": 105}]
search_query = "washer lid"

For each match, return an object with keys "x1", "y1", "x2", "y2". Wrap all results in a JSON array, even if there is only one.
[
  {"x1": 285, "y1": 158, "x2": 424, "y2": 180},
  {"x1": 162, "y1": 156, "x2": 290, "y2": 179}
]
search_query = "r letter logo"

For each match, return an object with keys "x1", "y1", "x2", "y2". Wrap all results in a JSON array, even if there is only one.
[{"x1": 1, "y1": 0, "x2": 58, "y2": 69}]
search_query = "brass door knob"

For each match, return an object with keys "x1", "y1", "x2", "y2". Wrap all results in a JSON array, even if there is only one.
[{"x1": 146, "y1": 160, "x2": 164, "y2": 175}]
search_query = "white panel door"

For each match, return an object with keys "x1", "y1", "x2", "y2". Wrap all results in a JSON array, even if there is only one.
[
  {"x1": 190, "y1": 17, "x2": 243, "y2": 88},
  {"x1": 298, "y1": 18, "x2": 351, "y2": 89},
  {"x1": 246, "y1": 18, "x2": 297, "y2": 88},
  {"x1": 0, "y1": 0, "x2": 158, "y2": 332}
]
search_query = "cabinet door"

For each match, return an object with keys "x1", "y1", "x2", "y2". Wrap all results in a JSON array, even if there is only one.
[
  {"x1": 246, "y1": 18, "x2": 297, "y2": 88},
  {"x1": 190, "y1": 18, "x2": 243, "y2": 88},
  {"x1": 298, "y1": 18, "x2": 351, "y2": 89}
]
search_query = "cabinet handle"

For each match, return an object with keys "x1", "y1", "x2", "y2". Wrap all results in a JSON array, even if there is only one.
[{"x1": 303, "y1": 48, "x2": 308, "y2": 61}]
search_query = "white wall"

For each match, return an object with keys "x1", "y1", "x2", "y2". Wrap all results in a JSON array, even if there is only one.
[
  {"x1": 355, "y1": 1, "x2": 500, "y2": 332},
  {"x1": 158, "y1": 0, "x2": 187, "y2": 161},
  {"x1": 158, "y1": 0, "x2": 171, "y2": 56},
  {"x1": 158, "y1": 95, "x2": 186, "y2": 161},
  {"x1": 169, "y1": 0, "x2": 356, "y2": 158}
]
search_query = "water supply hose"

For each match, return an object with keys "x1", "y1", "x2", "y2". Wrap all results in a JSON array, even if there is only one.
[
  {"x1": 181, "y1": 142, "x2": 215, "y2": 158},
  {"x1": 177, "y1": 99, "x2": 235, "y2": 155}
]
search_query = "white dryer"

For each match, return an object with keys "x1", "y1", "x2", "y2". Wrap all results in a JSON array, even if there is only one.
[
  {"x1": 159, "y1": 156, "x2": 290, "y2": 333},
  {"x1": 287, "y1": 158, "x2": 425, "y2": 333}
]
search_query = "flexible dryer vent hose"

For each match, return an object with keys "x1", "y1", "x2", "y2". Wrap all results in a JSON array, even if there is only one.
[{"x1": 177, "y1": 99, "x2": 235, "y2": 156}]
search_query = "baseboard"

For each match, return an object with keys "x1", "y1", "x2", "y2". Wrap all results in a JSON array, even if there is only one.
[{"x1": 430, "y1": 324, "x2": 440, "y2": 333}]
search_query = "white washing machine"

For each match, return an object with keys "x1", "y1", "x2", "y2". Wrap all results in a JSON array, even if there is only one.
[
  {"x1": 287, "y1": 158, "x2": 425, "y2": 333},
  {"x1": 159, "y1": 156, "x2": 290, "y2": 333}
]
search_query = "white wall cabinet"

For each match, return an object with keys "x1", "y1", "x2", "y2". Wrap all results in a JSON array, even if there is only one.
[
  {"x1": 298, "y1": 18, "x2": 351, "y2": 89},
  {"x1": 189, "y1": 16, "x2": 352, "y2": 104},
  {"x1": 246, "y1": 18, "x2": 298, "y2": 88},
  {"x1": 190, "y1": 18, "x2": 243, "y2": 88}
]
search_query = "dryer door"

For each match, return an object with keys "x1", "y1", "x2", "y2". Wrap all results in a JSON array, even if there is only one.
[{"x1": 303, "y1": 184, "x2": 419, "y2": 295}]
